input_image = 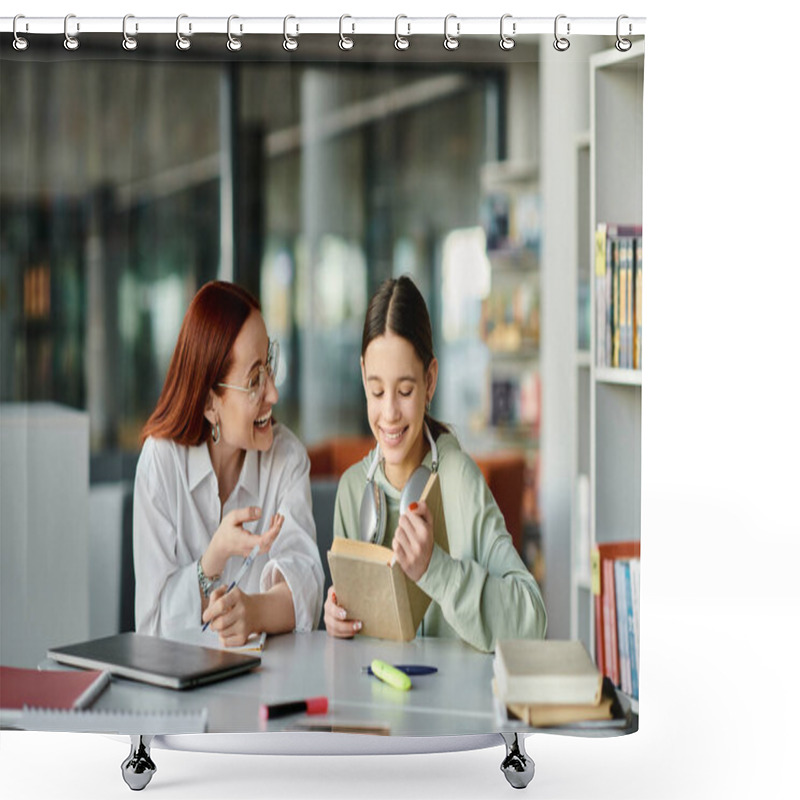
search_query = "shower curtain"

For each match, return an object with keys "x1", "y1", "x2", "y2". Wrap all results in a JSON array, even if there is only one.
[{"x1": 0, "y1": 9, "x2": 645, "y2": 798}]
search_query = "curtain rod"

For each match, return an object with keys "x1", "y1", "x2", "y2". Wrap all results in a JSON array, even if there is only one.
[{"x1": 3, "y1": 15, "x2": 645, "y2": 50}]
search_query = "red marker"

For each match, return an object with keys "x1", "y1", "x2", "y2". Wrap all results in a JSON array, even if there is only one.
[{"x1": 259, "y1": 696, "x2": 328, "y2": 721}]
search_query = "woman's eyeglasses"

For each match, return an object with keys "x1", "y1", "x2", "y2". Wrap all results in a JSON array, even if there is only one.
[{"x1": 217, "y1": 340, "x2": 280, "y2": 403}]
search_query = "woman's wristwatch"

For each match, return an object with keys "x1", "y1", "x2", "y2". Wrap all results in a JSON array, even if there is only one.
[{"x1": 197, "y1": 558, "x2": 220, "y2": 597}]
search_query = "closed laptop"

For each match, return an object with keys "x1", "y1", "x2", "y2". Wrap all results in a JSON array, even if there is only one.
[{"x1": 48, "y1": 632, "x2": 260, "y2": 690}]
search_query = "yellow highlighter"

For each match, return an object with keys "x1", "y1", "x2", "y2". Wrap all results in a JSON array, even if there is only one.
[{"x1": 370, "y1": 659, "x2": 412, "y2": 691}]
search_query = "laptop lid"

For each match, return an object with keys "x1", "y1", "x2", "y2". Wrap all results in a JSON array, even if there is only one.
[{"x1": 47, "y1": 632, "x2": 261, "y2": 690}]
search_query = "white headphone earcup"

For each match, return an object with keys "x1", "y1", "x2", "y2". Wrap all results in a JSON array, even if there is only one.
[
  {"x1": 359, "y1": 479, "x2": 387, "y2": 545},
  {"x1": 399, "y1": 466, "x2": 432, "y2": 515}
]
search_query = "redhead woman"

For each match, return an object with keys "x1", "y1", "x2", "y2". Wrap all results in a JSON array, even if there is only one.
[
  {"x1": 133, "y1": 281, "x2": 323, "y2": 645},
  {"x1": 324, "y1": 275, "x2": 546, "y2": 652}
]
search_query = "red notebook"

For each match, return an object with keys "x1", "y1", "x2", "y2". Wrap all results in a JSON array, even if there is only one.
[{"x1": 0, "y1": 666, "x2": 110, "y2": 718}]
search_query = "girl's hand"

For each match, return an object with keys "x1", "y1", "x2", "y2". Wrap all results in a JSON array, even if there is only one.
[
  {"x1": 202, "y1": 585, "x2": 258, "y2": 648},
  {"x1": 392, "y1": 501, "x2": 434, "y2": 583},
  {"x1": 323, "y1": 585, "x2": 362, "y2": 638},
  {"x1": 202, "y1": 508, "x2": 283, "y2": 578}
]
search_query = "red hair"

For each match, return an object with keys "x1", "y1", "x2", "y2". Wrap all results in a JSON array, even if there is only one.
[{"x1": 140, "y1": 281, "x2": 261, "y2": 447}]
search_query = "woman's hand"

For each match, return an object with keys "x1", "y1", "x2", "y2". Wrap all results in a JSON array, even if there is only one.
[
  {"x1": 323, "y1": 585, "x2": 362, "y2": 637},
  {"x1": 202, "y1": 508, "x2": 283, "y2": 579},
  {"x1": 392, "y1": 501, "x2": 434, "y2": 583},
  {"x1": 202, "y1": 585, "x2": 258, "y2": 647}
]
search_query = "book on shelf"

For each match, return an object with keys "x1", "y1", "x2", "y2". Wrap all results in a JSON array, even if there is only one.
[
  {"x1": 594, "y1": 223, "x2": 643, "y2": 369},
  {"x1": 480, "y1": 280, "x2": 540, "y2": 353},
  {"x1": 634, "y1": 236, "x2": 643, "y2": 369},
  {"x1": 604, "y1": 557, "x2": 619, "y2": 686},
  {"x1": 591, "y1": 541, "x2": 641, "y2": 701},
  {"x1": 614, "y1": 560, "x2": 631, "y2": 695},
  {"x1": 480, "y1": 186, "x2": 541, "y2": 255},
  {"x1": 493, "y1": 639, "x2": 603, "y2": 706},
  {"x1": 327, "y1": 472, "x2": 448, "y2": 642},
  {"x1": 489, "y1": 370, "x2": 540, "y2": 433},
  {"x1": 0, "y1": 665, "x2": 111, "y2": 728}
]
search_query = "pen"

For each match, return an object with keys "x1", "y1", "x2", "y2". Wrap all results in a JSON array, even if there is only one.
[
  {"x1": 201, "y1": 542, "x2": 261, "y2": 632},
  {"x1": 362, "y1": 664, "x2": 438, "y2": 676},
  {"x1": 259, "y1": 696, "x2": 328, "y2": 721}
]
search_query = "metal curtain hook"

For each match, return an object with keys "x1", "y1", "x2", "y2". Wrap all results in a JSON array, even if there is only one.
[
  {"x1": 176, "y1": 14, "x2": 191, "y2": 50},
  {"x1": 64, "y1": 13, "x2": 79, "y2": 51},
  {"x1": 122, "y1": 14, "x2": 138, "y2": 51},
  {"x1": 553, "y1": 14, "x2": 570, "y2": 52},
  {"x1": 499, "y1": 14, "x2": 515, "y2": 51},
  {"x1": 227, "y1": 15, "x2": 242, "y2": 51},
  {"x1": 444, "y1": 14, "x2": 459, "y2": 51},
  {"x1": 339, "y1": 14, "x2": 354, "y2": 51},
  {"x1": 616, "y1": 15, "x2": 632, "y2": 52},
  {"x1": 13, "y1": 14, "x2": 29, "y2": 51},
  {"x1": 283, "y1": 15, "x2": 298, "y2": 51},
  {"x1": 394, "y1": 15, "x2": 410, "y2": 51}
]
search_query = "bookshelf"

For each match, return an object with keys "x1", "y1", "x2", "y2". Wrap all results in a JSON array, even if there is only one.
[
  {"x1": 570, "y1": 41, "x2": 644, "y2": 706},
  {"x1": 479, "y1": 159, "x2": 542, "y2": 570}
]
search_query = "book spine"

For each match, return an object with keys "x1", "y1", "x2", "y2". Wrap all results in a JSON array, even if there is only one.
[
  {"x1": 626, "y1": 559, "x2": 638, "y2": 700},
  {"x1": 635, "y1": 236, "x2": 643, "y2": 369},
  {"x1": 594, "y1": 224, "x2": 607, "y2": 368},
  {"x1": 626, "y1": 237, "x2": 634, "y2": 369},
  {"x1": 618, "y1": 239, "x2": 628, "y2": 367},
  {"x1": 614, "y1": 559, "x2": 630, "y2": 695},
  {"x1": 630, "y1": 558, "x2": 641, "y2": 699},
  {"x1": 609, "y1": 236, "x2": 617, "y2": 368},
  {"x1": 603, "y1": 558, "x2": 618, "y2": 687},
  {"x1": 591, "y1": 547, "x2": 605, "y2": 674}
]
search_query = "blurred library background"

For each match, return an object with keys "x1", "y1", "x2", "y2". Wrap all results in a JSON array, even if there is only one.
[{"x1": 1, "y1": 33, "x2": 641, "y2": 661}]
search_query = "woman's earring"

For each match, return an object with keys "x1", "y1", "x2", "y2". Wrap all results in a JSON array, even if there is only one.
[
  {"x1": 211, "y1": 421, "x2": 221, "y2": 444},
  {"x1": 425, "y1": 399, "x2": 432, "y2": 413}
]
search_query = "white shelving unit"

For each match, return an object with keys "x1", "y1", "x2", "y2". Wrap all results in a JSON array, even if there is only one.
[
  {"x1": 570, "y1": 126, "x2": 593, "y2": 652},
  {"x1": 570, "y1": 42, "x2": 644, "y2": 684},
  {"x1": 478, "y1": 159, "x2": 542, "y2": 568}
]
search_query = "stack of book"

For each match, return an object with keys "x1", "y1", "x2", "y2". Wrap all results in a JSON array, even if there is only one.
[
  {"x1": 591, "y1": 541, "x2": 641, "y2": 701},
  {"x1": 493, "y1": 639, "x2": 614, "y2": 727},
  {"x1": 594, "y1": 222, "x2": 643, "y2": 370}
]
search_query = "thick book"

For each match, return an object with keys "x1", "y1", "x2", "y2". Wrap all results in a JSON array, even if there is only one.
[
  {"x1": 0, "y1": 665, "x2": 110, "y2": 728},
  {"x1": 327, "y1": 471, "x2": 448, "y2": 642},
  {"x1": 506, "y1": 693, "x2": 614, "y2": 727},
  {"x1": 493, "y1": 639, "x2": 603, "y2": 706},
  {"x1": 503, "y1": 675, "x2": 620, "y2": 727}
]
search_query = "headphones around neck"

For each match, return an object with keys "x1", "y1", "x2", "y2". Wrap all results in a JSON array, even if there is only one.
[{"x1": 358, "y1": 422, "x2": 439, "y2": 546}]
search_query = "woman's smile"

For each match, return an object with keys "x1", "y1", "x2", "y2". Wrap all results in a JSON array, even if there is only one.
[{"x1": 255, "y1": 409, "x2": 272, "y2": 429}]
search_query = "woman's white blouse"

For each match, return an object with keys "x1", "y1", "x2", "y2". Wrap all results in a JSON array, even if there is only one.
[{"x1": 133, "y1": 424, "x2": 324, "y2": 638}]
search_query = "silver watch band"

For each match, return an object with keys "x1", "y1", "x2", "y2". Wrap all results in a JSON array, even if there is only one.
[{"x1": 197, "y1": 558, "x2": 220, "y2": 597}]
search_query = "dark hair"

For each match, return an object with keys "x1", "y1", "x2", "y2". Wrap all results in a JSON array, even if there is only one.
[
  {"x1": 140, "y1": 281, "x2": 261, "y2": 446},
  {"x1": 362, "y1": 275, "x2": 450, "y2": 440}
]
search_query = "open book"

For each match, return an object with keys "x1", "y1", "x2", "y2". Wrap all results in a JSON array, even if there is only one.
[{"x1": 327, "y1": 471, "x2": 448, "y2": 642}]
